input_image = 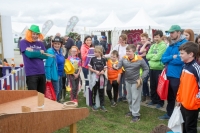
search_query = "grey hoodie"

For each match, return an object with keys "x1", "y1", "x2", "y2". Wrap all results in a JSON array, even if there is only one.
[{"x1": 117, "y1": 55, "x2": 149, "y2": 84}]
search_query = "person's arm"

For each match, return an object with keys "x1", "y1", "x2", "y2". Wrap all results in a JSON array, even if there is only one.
[
  {"x1": 81, "y1": 45, "x2": 87, "y2": 62},
  {"x1": 146, "y1": 44, "x2": 154, "y2": 60},
  {"x1": 161, "y1": 47, "x2": 173, "y2": 64},
  {"x1": 151, "y1": 44, "x2": 166, "y2": 61},
  {"x1": 140, "y1": 42, "x2": 150, "y2": 53},
  {"x1": 140, "y1": 59, "x2": 149, "y2": 80},
  {"x1": 113, "y1": 58, "x2": 123, "y2": 69},
  {"x1": 104, "y1": 45, "x2": 118, "y2": 58},
  {"x1": 45, "y1": 56, "x2": 54, "y2": 81}
]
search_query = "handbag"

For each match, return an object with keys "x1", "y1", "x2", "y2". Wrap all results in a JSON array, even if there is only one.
[
  {"x1": 157, "y1": 68, "x2": 169, "y2": 100},
  {"x1": 45, "y1": 82, "x2": 56, "y2": 101}
]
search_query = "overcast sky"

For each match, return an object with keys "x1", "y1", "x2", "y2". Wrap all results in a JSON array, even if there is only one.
[{"x1": 0, "y1": 0, "x2": 200, "y2": 29}]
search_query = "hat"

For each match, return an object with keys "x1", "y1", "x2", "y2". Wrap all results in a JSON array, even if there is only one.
[
  {"x1": 165, "y1": 25, "x2": 182, "y2": 33},
  {"x1": 52, "y1": 36, "x2": 63, "y2": 43},
  {"x1": 102, "y1": 36, "x2": 106, "y2": 39},
  {"x1": 29, "y1": 25, "x2": 41, "y2": 34}
]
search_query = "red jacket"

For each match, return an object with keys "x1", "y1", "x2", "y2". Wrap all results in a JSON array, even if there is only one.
[{"x1": 81, "y1": 44, "x2": 90, "y2": 68}]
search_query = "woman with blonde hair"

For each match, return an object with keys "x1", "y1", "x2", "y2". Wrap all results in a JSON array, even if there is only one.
[
  {"x1": 105, "y1": 34, "x2": 128, "y2": 102},
  {"x1": 184, "y1": 29, "x2": 195, "y2": 42}
]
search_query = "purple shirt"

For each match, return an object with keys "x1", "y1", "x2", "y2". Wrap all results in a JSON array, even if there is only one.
[{"x1": 20, "y1": 39, "x2": 46, "y2": 76}]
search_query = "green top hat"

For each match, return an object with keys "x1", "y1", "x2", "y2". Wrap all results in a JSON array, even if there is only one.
[
  {"x1": 29, "y1": 25, "x2": 41, "y2": 34},
  {"x1": 165, "y1": 25, "x2": 182, "y2": 33}
]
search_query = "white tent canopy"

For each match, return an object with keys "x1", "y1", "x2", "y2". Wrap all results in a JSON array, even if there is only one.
[
  {"x1": 116, "y1": 8, "x2": 163, "y2": 31},
  {"x1": 90, "y1": 11, "x2": 123, "y2": 31}
]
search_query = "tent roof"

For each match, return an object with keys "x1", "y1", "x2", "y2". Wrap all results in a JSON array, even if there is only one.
[
  {"x1": 90, "y1": 11, "x2": 123, "y2": 31},
  {"x1": 116, "y1": 8, "x2": 163, "y2": 30}
]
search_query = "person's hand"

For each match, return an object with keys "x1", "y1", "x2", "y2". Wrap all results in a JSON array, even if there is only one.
[
  {"x1": 74, "y1": 74, "x2": 78, "y2": 79},
  {"x1": 100, "y1": 70, "x2": 105, "y2": 75},
  {"x1": 95, "y1": 70, "x2": 100, "y2": 75},
  {"x1": 26, "y1": 47, "x2": 33, "y2": 51},
  {"x1": 176, "y1": 102, "x2": 181, "y2": 106},
  {"x1": 46, "y1": 80, "x2": 51, "y2": 82},
  {"x1": 173, "y1": 55, "x2": 177, "y2": 59},
  {"x1": 144, "y1": 41, "x2": 151, "y2": 45},
  {"x1": 40, "y1": 50, "x2": 45, "y2": 54},
  {"x1": 117, "y1": 79, "x2": 120, "y2": 84},
  {"x1": 112, "y1": 64, "x2": 117, "y2": 70}
]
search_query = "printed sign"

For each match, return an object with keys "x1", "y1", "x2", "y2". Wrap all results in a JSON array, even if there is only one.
[
  {"x1": 65, "y1": 16, "x2": 79, "y2": 35},
  {"x1": 42, "y1": 20, "x2": 54, "y2": 36}
]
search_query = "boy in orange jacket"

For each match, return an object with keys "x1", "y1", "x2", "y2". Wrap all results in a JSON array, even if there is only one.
[
  {"x1": 106, "y1": 50, "x2": 122, "y2": 107},
  {"x1": 177, "y1": 42, "x2": 200, "y2": 133}
]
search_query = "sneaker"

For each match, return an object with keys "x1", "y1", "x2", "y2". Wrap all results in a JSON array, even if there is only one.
[
  {"x1": 111, "y1": 102, "x2": 117, "y2": 107},
  {"x1": 130, "y1": 116, "x2": 140, "y2": 123},
  {"x1": 125, "y1": 112, "x2": 132, "y2": 117},
  {"x1": 73, "y1": 99, "x2": 78, "y2": 103},
  {"x1": 100, "y1": 106, "x2": 107, "y2": 112},
  {"x1": 156, "y1": 104, "x2": 163, "y2": 109},
  {"x1": 117, "y1": 97, "x2": 123, "y2": 102},
  {"x1": 158, "y1": 114, "x2": 170, "y2": 120},
  {"x1": 141, "y1": 96, "x2": 146, "y2": 102},
  {"x1": 145, "y1": 96, "x2": 151, "y2": 104},
  {"x1": 122, "y1": 97, "x2": 127, "y2": 102},
  {"x1": 147, "y1": 101, "x2": 155, "y2": 106},
  {"x1": 92, "y1": 105, "x2": 98, "y2": 111}
]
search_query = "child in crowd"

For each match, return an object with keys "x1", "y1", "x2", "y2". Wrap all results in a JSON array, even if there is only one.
[
  {"x1": 113, "y1": 45, "x2": 149, "y2": 122},
  {"x1": 177, "y1": 42, "x2": 200, "y2": 133},
  {"x1": 106, "y1": 50, "x2": 122, "y2": 107},
  {"x1": 67, "y1": 46, "x2": 82, "y2": 103},
  {"x1": 146, "y1": 30, "x2": 167, "y2": 109},
  {"x1": 88, "y1": 46, "x2": 107, "y2": 112}
]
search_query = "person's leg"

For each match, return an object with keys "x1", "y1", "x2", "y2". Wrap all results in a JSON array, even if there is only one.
[
  {"x1": 92, "y1": 83, "x2": 98, "y2": 106},
  {"x1": 155, "y1": 70, "x2": 164, "y2": 107},
  {"x1": 181, "y1": 105, "x2": 198, "y2": 133},
  {"x1": 58, "y1": 76, "x2": 62, "y2": 101},
  {"x1": 125, "y1": 81, "x2": 132, "y2": 113},
  {"x1": 82, "y1": 67, "x2": 89, "y2": 89},
  {"x1": 99, "y1": 88, "x2": 105, "y2": 106},
  {"x1": 166, "y1": 77, "x2": 180, "y2": 117},
  {"x1": 112, "y1": 80, "x2": 119, "y2": 103},
  {"x1": 61, "y1": 75, "x2": 66, "y2": 101},
  {"x1": 118, "y1": 73, "x2": 123, "y2": 100},
  {"x1": 181, "y1": 106, "x2": 186, "y2": 133},
  {"x1": 149, "y1": 70, "x2": 157, "y2": 104},
  {"x1": 74, "y1": 76, "x2": 80, "y2": 100},
  {"x1": 26, "y1": 75, "x2": 38, "y2": 91},
  {"x1": 37, "y1": 74, "x2": 46, "y2": 94},
  {"x1": 131, "y1": 84, "x2": 142, "y2": 117},
  {"x1": 143, "y1": 74, "x2": 149, "y2": 97},
  {"x1": 69, "y1": 75, "x2": 77, "y2": 101},
  {"x1": 122, "y1": 73, "x2": 127, "y2": 100},
  {"x1": 52, "y1": 80, "x2": 59, "y2": 101},
  {"x1": 106, "y1": 80, "x2": 113, "y2": 101}
]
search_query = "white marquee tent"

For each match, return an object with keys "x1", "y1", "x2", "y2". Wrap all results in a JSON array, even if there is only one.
[{"x1": 90, "y1": 11, "x2": 123, "y2": 32}]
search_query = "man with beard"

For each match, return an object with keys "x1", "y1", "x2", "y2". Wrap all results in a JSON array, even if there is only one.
[{"x1": 159, "y1": 25, "x2": 187, "y2": 120}]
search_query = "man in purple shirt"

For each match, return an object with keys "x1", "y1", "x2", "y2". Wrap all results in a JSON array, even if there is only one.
[{"x1": 20, "y1": 25, "x2": 48, "y2": 94}]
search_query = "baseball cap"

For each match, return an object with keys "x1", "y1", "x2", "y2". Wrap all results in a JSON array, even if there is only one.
[
  {"x1": 52, "y1": 36, "x2": 63, "y2": 43},
  {"x1": 165, "y1": 25, "x2": 182, "y2": 33}
]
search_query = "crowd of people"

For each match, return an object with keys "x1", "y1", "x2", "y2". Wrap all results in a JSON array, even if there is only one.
[{"x1": 19, "y1": 24, "x2": 200, "y2": 133}]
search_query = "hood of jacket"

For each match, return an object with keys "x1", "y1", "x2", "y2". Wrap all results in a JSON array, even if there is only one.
[{"x1": 170, "y1": 35, "x2": 186, "y2": 47}]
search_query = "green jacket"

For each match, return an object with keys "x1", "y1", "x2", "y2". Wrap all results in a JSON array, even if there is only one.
[{"x1": 146, "y1": 41, "x2": 167, "y2": 70}]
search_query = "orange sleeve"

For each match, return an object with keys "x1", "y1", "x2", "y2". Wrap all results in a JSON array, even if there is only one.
[{"x1": 176, "y1": 88, "x2": 181, "y2": 102}]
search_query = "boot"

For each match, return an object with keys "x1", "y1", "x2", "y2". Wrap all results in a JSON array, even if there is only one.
[
  {"x1": 141, "y1": 96, "x2": 146, "y2": 102},
  {"x1": 60, "y1": 89, "x2": 66, "y2": 102}
]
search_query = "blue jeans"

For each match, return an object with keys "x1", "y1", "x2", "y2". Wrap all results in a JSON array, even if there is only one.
[
  {"x1": 119, "y1": 72, "x2": 126, "y2": 98},
  {"x1": 82, "y1": 67, "x2": 89, "y2": 90},
  {"x1": 142, "y1": 74, "x2": 149, "y2": 96},
  {"x1": 52, "y1": 76, "x2": 62, "y2": 102}
]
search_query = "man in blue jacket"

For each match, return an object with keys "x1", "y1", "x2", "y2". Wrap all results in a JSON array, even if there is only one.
[{"x1": 159, "y1": 25, "x2": 187, "y2": 120}]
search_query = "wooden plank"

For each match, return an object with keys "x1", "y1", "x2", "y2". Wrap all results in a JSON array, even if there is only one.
[
  {"x1": 21, "y1": 106, "x2": 31, "y2": 113},
  {"x1": 0, "y1": 90, "x2": 37, "y2": 104},
  {"x1": 70, "y1": 123, "x2": 77, "y2": 133}
]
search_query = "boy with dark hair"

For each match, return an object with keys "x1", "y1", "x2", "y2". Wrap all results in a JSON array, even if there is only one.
[
  {"x1": 106, "y1": 50, "x2": 122, "y2": 107},
  {"x1": 113, "y1": 45, "x2": 149, "y2": 122},
  {"x1": 177, "y1": 42, "x2": 200, "y2": 133},
  {"x1": 146, "y1": 30, "x2": 167, "y2": 108}
]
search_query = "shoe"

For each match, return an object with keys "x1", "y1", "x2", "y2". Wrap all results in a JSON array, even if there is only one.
[
  {"x1": 130, "y1": 116, "x2": 140, "y2": 123},
  {"x1": 141, "y1": 96, "x2": 146, "y2": 102},
  {"x1": 122, "y1": 97, "x2": 127, "y2": 102},
  {"x1": 145, "y1": 96, "x2": 151, "y2": 104},
  {"x1": 117, "y1": 98, "x2": 123, "y2": 102},
  {"x1": 111, "y1": 102, "x2": 117, "y2": 107},
  {"x1": 147, "y1": 101, "x2": 155, "y2": 106},
  {"x1": 156, "y1": 104, "x2": 163, "y2": 109},
  {"x1": 125, "y1": 112, "x2": 132, "y2": 118},
  {"x1": 158, "y1": 114, "x2": 170, "y2": 120},
  {"x1": 92, "y1": 105, "x2": 98, "y2": 111},
  {"x1": 73, "y1": 99, "x2": 78, "y2": 103},
  {"x1": 100, "y1": 106, "x2": 107, "y2": 112}
]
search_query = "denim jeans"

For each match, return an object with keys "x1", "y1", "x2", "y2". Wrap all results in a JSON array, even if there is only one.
[
  {"x1": 118, "y1": 72, "x2": 126, "y2": 98},
  {"x1": 52, "y1": 76, "x2": 62, "y2": 102},
  {"x1": 142, "y1": 74, "x2": 149, "y2": 96},
  {"x1": 82, "y1": 67, "x2": 89, "y2": 90}
]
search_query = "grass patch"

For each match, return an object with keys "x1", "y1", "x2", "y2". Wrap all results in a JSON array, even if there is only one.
[{"x1": 54, "y1": 92, "x2": 168, "y2": 133}]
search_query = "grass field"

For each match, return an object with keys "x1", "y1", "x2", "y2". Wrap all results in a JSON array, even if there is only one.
[{"x1": 54, "y1": 92, "x2": 169, "y2": 133}]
